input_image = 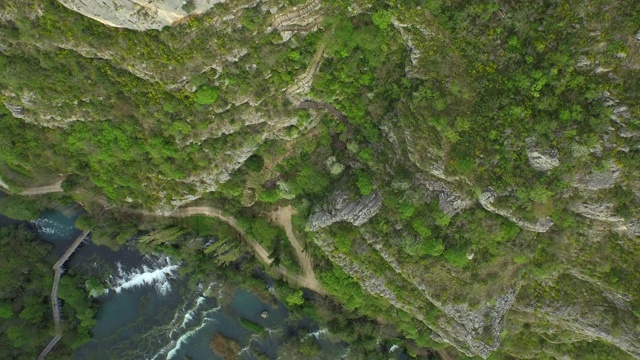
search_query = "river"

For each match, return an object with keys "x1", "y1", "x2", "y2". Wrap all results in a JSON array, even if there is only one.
[{"x1": 4, "y1": 206, "x2": 350, "y2": 359}]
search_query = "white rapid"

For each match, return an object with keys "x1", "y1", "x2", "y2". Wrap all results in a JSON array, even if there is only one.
[
  {"x1": 308, "y1": 328, "x2": 328, "y2": 339},
  {"x1": 32, "y1": 217, "x2": 75, "y2": 236},
  {"x1": 107, "y1": 255, "x2": 179, "y2": 295},
  {"x1": 152, "y1": 283, "x2": 223, "y2": 360}
]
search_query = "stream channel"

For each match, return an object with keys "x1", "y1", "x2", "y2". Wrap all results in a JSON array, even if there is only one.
[{"x1": 0, "y1": 205, "x2": 351, "y2": 359}]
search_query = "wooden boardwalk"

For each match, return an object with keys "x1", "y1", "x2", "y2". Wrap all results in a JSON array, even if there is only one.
[{"x1": 38, "y1": 230, "x2": 90, "y2": 360}]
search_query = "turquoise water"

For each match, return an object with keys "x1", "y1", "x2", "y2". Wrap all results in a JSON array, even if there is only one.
[
  {"x1": 32, "y1": 208, "x2": 83, "y2": 257},
  {"x1": 0, "y1": 204, "x2": 351, "y2": 359},
  {"x1": 72, "y1": 249, "x2": 350, "y2": 360},
  {"x1": 163, "y1": 288, "x2": 291, "y2": 360}
]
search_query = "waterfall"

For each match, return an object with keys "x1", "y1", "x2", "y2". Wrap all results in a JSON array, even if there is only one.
[
  {"x1": 32, "y1": 217, "x2": 75, "y2": 236},
  {"x1": 106, "y1": 255, "x2": 179, "y2": 295},
  {"x1": 151, "y1": 283, "x2": 223, "y2": 360},
  {"x1": 307, "y1": 328, "x2": 328, "y2": 339}
]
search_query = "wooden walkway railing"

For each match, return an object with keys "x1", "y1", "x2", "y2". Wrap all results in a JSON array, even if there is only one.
[{"x1": 38, "y1": 230, "x2": 90, "y2": 360}]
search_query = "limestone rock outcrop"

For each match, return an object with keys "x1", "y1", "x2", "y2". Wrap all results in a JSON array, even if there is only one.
[
  {"x1": 307, "y1": 190, "x2": 382, "y2": 231},
  {"x1": 479, "y1": 189, "x2": 554, "y2": 233},
  {"x1": 572, "y1": 162, "x2": 621, "y2": 190},
  {"x1": 526, "y1": 138, "x2": 560, "y2": 172},
  {"x1": 56, "y1": 0, "x2": 222, "y2": 30}
]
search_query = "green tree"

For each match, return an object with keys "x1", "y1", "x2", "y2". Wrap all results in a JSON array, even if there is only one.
[
  {"x1": 372, "y1": 11, "x2": 392, "y2": 30},
  {"x1": 0, "y1": 196, "x2": 40, "y2": 221},
  {"x1": 356, "y1": 171, "x2": 374, "y2": 196},
  {"x1": 285, "y1": 289, "x2": 305, "y2": 306},
  {"x1": 74, "y1": 213, "x2": 95, "y2": 230},
  {"x1": 0, "y1": 303, "x2": 13, "y2": 319},
  {"x1": 244, "y1": 154, "x2": 264, "y2": 172},
  {"x1": 194, "y1": 85, "x2": 218, "y2": 105}
]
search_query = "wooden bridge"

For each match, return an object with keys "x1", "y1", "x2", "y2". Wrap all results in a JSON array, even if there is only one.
[{"x1": 38, "y1": 230, "x2": 90, "y2": 360}]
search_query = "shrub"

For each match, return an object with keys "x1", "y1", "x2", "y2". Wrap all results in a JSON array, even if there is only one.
[
  {"x1": 240, "y1": 318, "x2": 264, "y2": 333},
  {"x1": 249, "y1": 219, "x2": 280, "y2": 248},
  {"x1": 372, "y1": 10, "x2": 392, "y2": 30},
  {"x1": 0, "y1": 303, "x2": 13, "y2": 319},
  {"x1": 244, "y1": 154, "x2": 264, "y2": 172},
  {"x1": 0, "y1": 196, "x2": 40, "y2": 221},
  {"x1": 356, "y1": 171, "x2": 374, "y2": 195},
  {"x1": 74, "y1": 213, "x2": 95, "y2": 230},
  {"x1": 444, "y1": 247, "x2": 469, "y2": 267},
  {"x1": 399, "y1": 202, "x2": 417, "y2": 219},
  {"x1": 258, "y1": 190, "x2": 281, "y2": 203},
  {"x1": 285, "y1": 289, "x2": 305, "y2": 306},
  {"x1": 194, "y1": 86, "x2": 218, "y2": 105},
  {"x1": 411, "y1": 218, "x2": 432, "y2": 238}
]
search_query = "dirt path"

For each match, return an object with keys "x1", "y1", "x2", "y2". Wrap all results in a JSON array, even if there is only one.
[
  {"x1": 286, "y1": 42, "x2": 326, "y2": 102},
  {"x1": 39, "y1": 230, "x2": 90, "y2": 360},
  {"x1": 263, "y1": 128, "x2": 320, "y2": 172},
  {"x1": 170, "y1": 205, "x2": 326, "y2": 295},
  {"x1": 269, "y1": 205, "x2": 325, "y2": 295},
  {"x1": 0, "y1": 178, "x2": 64, "y2": 196},
  {"x1": 20, "y1": 179, "x2": 64, "y2": 196},
  {"x1": 437, "y1": 349, "x2": 454, "y2": 360},
  {"x1": 171, "y1": 207, "x2": 273, "y2": 266}
]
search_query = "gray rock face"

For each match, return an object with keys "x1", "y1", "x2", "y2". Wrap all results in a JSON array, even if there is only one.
[
  {"x1": 572, "y1": 162, "x2": 621, "y2": 190},
  {"x1": 430, "y1": 288, "x2": 517, "y2": 359},
  {"x1": 624, "y1": 220, "x2": 640, "y2": 238},
  {"x1": 479, "y1": 189, "x2": 554, "y2": 233},
  {"x1": 527, "y1": 150, "x2": 560, "y2": 171},
  {"x1": 526, "y1": 138, "x2": 560, "y2": 171},
  {"x1": 420, "y1": 179, "x2": 474, "y2": 216},
  {"x1": 2, "y1": 102, "x2": 25, "y2": 118},
  {"x1": 56, "y1": 0, "x2": 223, "y2": 31},
  {"x1": 307, "y1": 190, "x2": 382, "y2": 231},
  {"x1": 516, "y1": 273, "x2": 640, "y2": 359},
  {"x1": 570, "y1": 202, "x2": 624, "y2": 223}
]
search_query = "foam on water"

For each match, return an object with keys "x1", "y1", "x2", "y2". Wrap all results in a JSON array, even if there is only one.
[
  {"x1": 308, "y1": 328, "x2": 328, "y2": 339},
  {"x1": 107, "y1": 256, "x2": 179, "y2": 295},
  {"x1": 152, "y1": 283, "x2": 223, "y2": 360},
  {"x1": 32, "y1": 217, "x2": 75, "y2": 235}
]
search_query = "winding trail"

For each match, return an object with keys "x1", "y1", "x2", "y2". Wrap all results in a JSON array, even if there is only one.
[
  {"x1": 39, "y1": 230, "x2": 90, "y2": 360},
  {"x1": 171, "y1": 207, "x2": 273, "y2": 265},
  {"x1": 21, "y1": 180, "x2": 64, "y2": 196},
  {"x1": 0, "y1": 177, "x2": 64, "y2": 196},
  {"x1": 269, "y1": 205, "x2": 325, "y2": 295},
  {"x1": 286, "y1": 43, "x2": 326, "y2": 103},
  {"x1": 169, "y1": 205, "x2": 326, "y2": 295},
  {"x1": 271, "y1": 0, "x2": 323, "y2": 30}
]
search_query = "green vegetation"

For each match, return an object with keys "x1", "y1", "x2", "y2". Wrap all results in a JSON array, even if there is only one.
[
  {"x1": 239, "y1": 318, "x2": 265, "y2": 333},
  {"x1": 0, "y1": 195, "x2": 40, "y2": 220},
  {"x1": 194, "y1": 85, "x2": 219, "y2": 105},
  {"x1": 285, "y1": 289, "x2": 305, "y2": 307},
  {"x1": 0, "y1": 225, "x2": 95, "y2": 357},
  {"x1": 0, "y1": 0, "x2": 639, "y2": 358}
]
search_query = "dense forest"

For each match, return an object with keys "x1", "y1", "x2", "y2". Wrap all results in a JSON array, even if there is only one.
[
  {"x1": 1, "y1": 0, "x2": 640, "y2": 359},
  {"x1": 0, "y1": 224, "x2": 94, "y2": 359}
]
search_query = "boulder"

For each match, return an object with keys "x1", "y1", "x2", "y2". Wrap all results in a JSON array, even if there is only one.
[
  {"x1": 525, "y1": 138, "x2": 560, "y2": 171},
  {"x1": 572, "y1": 162, "x2": 621, "y2": 190},
  {"x1": 57, "y1": 0, "x2": 222, "y2": 31},
  {"x1": 307, "y1": 190, "x2": 382, "y2": 231}
]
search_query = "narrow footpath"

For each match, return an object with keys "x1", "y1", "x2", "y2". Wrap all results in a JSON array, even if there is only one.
[
  {"x1": 171, "y1": 206, "x2": 326, "y2": 295},
  {"x1": 172, "y1": 207, "x2": 273, "y2": 266},
  {"x1": 39, "y1": 230, "x2": 91, "y2": 360},
  {"x1": 270, "y1": 205, "x2": 325, "y2": 295},
  {"x1": 21, "y1": 180, "x2": 64, "y2": 196}
]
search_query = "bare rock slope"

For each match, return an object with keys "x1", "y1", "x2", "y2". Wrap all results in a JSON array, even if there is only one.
[{"x1": 57, "y1": 0, "x2": 222, "y2": 30}]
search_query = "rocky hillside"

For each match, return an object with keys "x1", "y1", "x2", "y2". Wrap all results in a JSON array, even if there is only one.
[{"x1": 1, "y1": 0, "x2": 639, "y2": 358}]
